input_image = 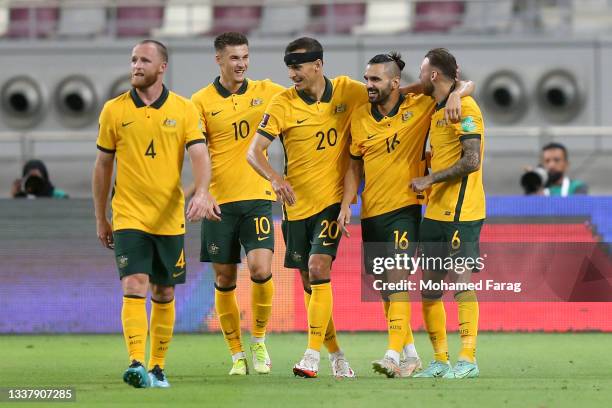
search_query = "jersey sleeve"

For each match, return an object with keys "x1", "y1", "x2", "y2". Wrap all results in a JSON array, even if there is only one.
[
  {"x1": 190, "y1": 92, "x2": 208, "y2": 136},
  {"x1": 452, "y1": 99, "x2": 484, "y2": 142},
  {"x1": 265, "y1": 80, "x2": 287, "y2": 96},
  {"x1": 185, "y1": 101, "x2": 207, "y2": 149},
  {"x1": 349, "y1": 118, "x2": 363, "y2": 160},
  {"x1": 257, "y1": 95, "x2": 285, "y2": 141},
  {"x1": 96, "y1": 102, "x2": 116, "y2": 153},
  {"x1": 345, "y1": 77, "x2": 368, "y2": 106}
]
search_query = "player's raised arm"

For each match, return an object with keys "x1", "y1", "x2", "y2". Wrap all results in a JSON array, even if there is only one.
[
  {"x1": 186, "y1": 142, "x2": 221, "y2": 222},
  {"x1": 338, "y1": 156, "x2": 363, "y2": 238},
  {"x1": 444, "y1": 80, "x2": 476, "y2": 123},
  {"x1": 92, "y1": 149, "x2": 115, "y2": 249},
  {"x1": 247, "y1": 132, "x2": 296, "y2": 206}
]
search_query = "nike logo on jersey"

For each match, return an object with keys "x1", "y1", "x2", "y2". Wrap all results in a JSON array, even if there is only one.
[
  {"x1": 297, "y1": 118, "x2": 308, "y2": 124},
  {"x1": 160, "y1": 340, "x2": 170, "y2": 344},
  {"x1": 309, "y1": 325, "x2": 322, "y2": 329},
  {"x1": 128, "y1": 335, "x2": 139, "y2": 339},
  {"x1": 322, "y1": 241, "x2": 335, "y2": 246},
  {"x1": 172, "y1": 270, "x2": 185, "y2": 278},
  {"x1": 389, "y1": 318, "x2": 402, "y2": 322},
  {"x1": 122, "y1": 121, "x2": 134, "y2": 127},
  {"x1": 211, "y1": 110, "x2": 223, "y2": 116},
  {"x1": 367, "y1": 134, "x2": 376, "y2": 139},
  {"x1": 257, "y1": 236, "x2": 270, "y2": 241}
]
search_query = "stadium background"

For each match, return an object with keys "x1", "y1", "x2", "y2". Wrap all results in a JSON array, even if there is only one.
[{"x1": 1, "y1": 0, "x2": 611, "y2": 334}]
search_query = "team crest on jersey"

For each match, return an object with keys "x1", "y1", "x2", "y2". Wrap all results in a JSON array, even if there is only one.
[
  {"x1": 260, "y1": 113, "x2": 270, "y2": 128},
  {"x1": 335, "y1": 104, "x2": 347, "y2": 113},
  {"x1": 117, "y1": 255, "x2": 128, "y2": 269},
  {"x1": 251, "y1": 98, "x2": 264, "y2": 107},
  {"x1": 402, "y1": 111, "x2": 414, "y2": 122},
  {"x1": 291, "y1": 252, "x2": 302, "y2": 262},
  {"x1": 208, "y1": 242, "x2": 220, "y2": 255},
  {"x1": 163, "y1": 118, "x2": 177, "y2": 128},
  {"x1": 436, "y1": 119, "x2": 448, "y2": 127}
]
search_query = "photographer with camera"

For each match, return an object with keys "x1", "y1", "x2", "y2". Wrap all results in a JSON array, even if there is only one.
[
  {"x1": 11, "y1": 159, "x2": 68, "y2": 199},
  {"x1": 521, "y1": 142, "x2": 588, "y2": 196}
]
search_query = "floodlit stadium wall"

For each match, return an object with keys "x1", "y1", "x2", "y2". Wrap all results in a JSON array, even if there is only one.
[
  {"x1": 1, "y1": 196, "x2": 610, "y2": 334},
  {"x1": 3, "y1": 36, "x2": 612, "y2": 133}
]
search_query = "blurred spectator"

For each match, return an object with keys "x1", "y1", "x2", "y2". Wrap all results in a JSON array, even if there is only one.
[
  {"x1": 541, "y1": 142, "x2": 588, "y2": 196},
  {"x1": 11, "y1": 159, "x2": 68, "y2": 199}
]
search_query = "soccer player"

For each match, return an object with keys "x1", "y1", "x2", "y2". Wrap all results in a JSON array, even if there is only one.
[
  {"x1": 247, "y1": 37, "x2": 369, "y2": 378},
  {"x1": 190, "y1": 32, "x2": 284, "y2": 375},
  {"x1": 339, "y1": 53, "x2": 474, "y2": 378},
  {"x1": 93, "y1": 40, "x2": 214, "y2": 388},
  {"x1": 410, "y1": 48, "x2": 485, "y2": 379}
]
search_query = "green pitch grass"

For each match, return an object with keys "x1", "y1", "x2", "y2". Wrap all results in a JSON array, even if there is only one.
[{"x1": 3, "y1": 333, "x2": 610, "y2": 407}]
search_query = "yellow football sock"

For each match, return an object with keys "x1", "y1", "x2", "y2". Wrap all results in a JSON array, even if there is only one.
[
  {"x1": 455, "y1": 290, "x2": 479, "y2": 362},
  {"x1": 304, "y1": 289, "x2": 340, "y2": 353},
  {"x1": 387, "y1": 292, "x2": 411, "y2": 353},
  {"x1": 251, "y1": 275, "x2": 274, "y2": 339},
  {"x1": 422, "y1": 298, "x2": 449, "y2": 363},
  {"x1": 148, "y1": 298, "x2": 175, "y2": 369},
  {"x1": 307, "y1": 280, "x2": 333, "y2": 352},
  {"x1": 121, "y1": 296, "x2": 147, "y2": 364},
  {"x1": 215, "y1": 285, "x2": 243, "y2": 355},
  {"x1": 383, "y1": 299, "x2": 414, "y2": 348}
]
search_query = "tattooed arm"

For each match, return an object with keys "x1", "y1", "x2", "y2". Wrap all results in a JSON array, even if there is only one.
[{"x1": 410, "y1": 137, "x2": 481, "y2": 193}]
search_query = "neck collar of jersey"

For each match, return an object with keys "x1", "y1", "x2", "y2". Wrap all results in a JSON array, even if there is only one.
[
  {"x1": 371, "y1": 94, "x2": 405, "y2": 122},
  {"x1": 130, "y1": 85, "x2": 169, "y2": 109},
  {"x1": 214, "y1": 76, "x2": 249, "y2": 98},
  {"x1": 435, "y1": 81, "x2": 457, "y2": 111},
  {"x1": 297, "y1": 76, "x2": 333, "y2": 105}
]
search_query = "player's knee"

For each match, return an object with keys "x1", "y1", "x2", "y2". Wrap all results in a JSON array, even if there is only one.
[
  {"x1": 421, "y1": 289, "x2": 443, "y2": 300},
  {"x1": 121, "y1": 274, "x2": 148, "y2": 296},
  {"x1": 215, "y1": 274, "x2": 236, "y2": 288},
  {"x1": 249, "y1": 263, "x2": 271, "y2": 281},
  {"x1": 308, "y1": 257, "x2": 330, "y2": 281},
  {"x1": 151, "y1": 284, "x2": 174, "y2": 302}
]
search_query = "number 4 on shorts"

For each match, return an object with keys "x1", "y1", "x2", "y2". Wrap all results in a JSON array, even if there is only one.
[{"x1": 175, "y1": 249, "x2": 186, "y2": 269}]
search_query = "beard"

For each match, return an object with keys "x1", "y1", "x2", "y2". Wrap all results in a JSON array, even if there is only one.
[
  {"x1": 368, "y1": 87, "x2": 391, "y2": 105},
  {"x1": 547, "y1": 170, "x2": 564, "y2": 185},
  {"x1": 422, "y1": 80, "x2": 434, "y2": 96},
  {"x1": 131, "y1": 71, "x2": 158, "y2": 90}
]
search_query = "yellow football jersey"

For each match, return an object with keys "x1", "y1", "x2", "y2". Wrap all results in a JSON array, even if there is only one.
[
  {"x1": 191, "y1": 78, "x2": 284, "y2": 205},
  {"x1": 97, "y1": 86, "x2": 205, "y2": 235},
  {"x1": 350, "y1": 94, "x2": 435, "y2": 219},
  {"x1": 425, "y1": 96, "x2": 485, "y2": 222},
  {"x1": 257, "y1": 76, "x2": 367, "y2": 220}
]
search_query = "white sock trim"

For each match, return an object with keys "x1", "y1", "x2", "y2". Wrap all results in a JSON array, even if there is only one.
[
  {"x1": 251, "y1": 336, "x2": 265, "y2": 344},
  {"x1": 305, "y1": 348, "x2": 320, "y2": 362},
  {"x1": 385, "y1": 350, "x2": 401, "y2": 365},
  {"x1": 403, "y1": 343, "x2": 419, "y2": 359},
  {"x1": 231, "y1": 352, "x2": 246, "y2": 362}
]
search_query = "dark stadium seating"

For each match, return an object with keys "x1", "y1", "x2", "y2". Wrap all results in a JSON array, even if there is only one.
[
  {"x1": 116, "y1": 6, "x2": 164, "y2": 37},
  {"x1": 210, "y1": 6, "x2": 262, "y2": 35},
  {"x1": 308, "y1": 3, "x2": 366, "y2": 34},
  {"x1": 7, "y1": 6, "x2": 59, "y2": 38},
  {"x1": 413, "y1": 0, "x2": 465, "y2": 33}
]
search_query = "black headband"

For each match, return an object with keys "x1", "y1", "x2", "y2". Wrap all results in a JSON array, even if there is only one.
[{"x1": 284, "y1": 51, "x2": 323, "y2": 66}]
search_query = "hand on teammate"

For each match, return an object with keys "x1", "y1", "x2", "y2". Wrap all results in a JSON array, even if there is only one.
[
  {"x1": 271, "y1": 175, "x2": 296, "y2": 206},
  {"x1": 445, "y1": 91, "x2": 462, "y2": 123},
  {"x1": 187, "y1": 190, "x2": 221, "y2": 222},
  {"x1": 96, "y1": 217, "x2": 114, "y2": 249},
  {"x1": 410, "y1": 175, "x2": 433, "y2": 193},
  {"x1": 337, "y1": 204, "x2": 352, "y2": 237}
]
